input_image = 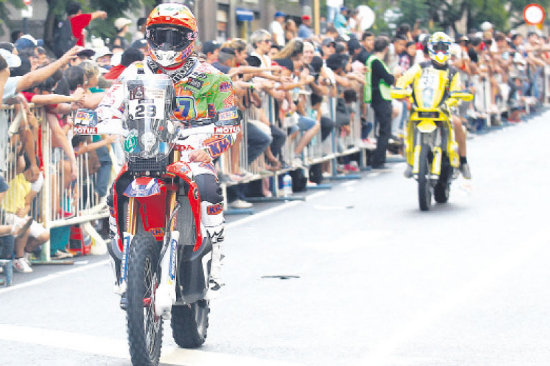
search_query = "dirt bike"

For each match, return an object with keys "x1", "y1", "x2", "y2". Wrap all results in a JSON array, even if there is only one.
[
  {"x1": 391, "y1": 82, "x2": 472, "y2": 211},
  {"x1": 74, "y1": 74, "x2": 238, "y2": 366}
]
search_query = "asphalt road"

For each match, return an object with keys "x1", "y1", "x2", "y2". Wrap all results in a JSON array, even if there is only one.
[{"x1": 1, "y1": 112, "x2": 549, "y2": 366}]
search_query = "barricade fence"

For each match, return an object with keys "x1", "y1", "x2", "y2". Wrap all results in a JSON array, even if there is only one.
[{"x1": 0, "y1": 65, "x2": 548, "y2": 275}]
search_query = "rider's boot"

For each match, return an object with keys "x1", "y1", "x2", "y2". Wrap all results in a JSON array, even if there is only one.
[
  {"x1": 459, "y1": 157, "x2": 472, "y2": 179},
  {"x1": 403, "y1": 165, "x2": 413, "y2": 178},
  {"x1": 208, "y1": 227, "x2": 225, "y2": 291}
]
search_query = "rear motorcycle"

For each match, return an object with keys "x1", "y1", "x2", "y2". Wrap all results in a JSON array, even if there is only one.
[
  {"x1": 74, "y1": 74, "x2": 237, "y2": 366},
  {"x1": 391, "y1": 83, "x2": 472, "y2": 211}
]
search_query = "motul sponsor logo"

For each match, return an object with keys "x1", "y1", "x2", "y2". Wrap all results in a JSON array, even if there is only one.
[
  {"x1": 74, "y1": 126, "x2": 98, "y2": 134},
  {"x1": 174, "y1": 144, "x2": 195, "y2": 151},
  {"x1": 214, "y1": 125, "x2": 240, "y2": 134}
]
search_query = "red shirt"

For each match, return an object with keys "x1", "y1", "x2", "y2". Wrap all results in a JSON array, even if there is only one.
[
  {"x1": 70, "y1": 13, "x2": 92, "y2": 46},
  {"x1": 103, "y1": 65, "x2": 126, "y2": 80}
]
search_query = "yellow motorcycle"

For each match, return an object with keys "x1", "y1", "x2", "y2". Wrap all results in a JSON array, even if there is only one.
[{"x1": 391, "y1": 78, "x2": 472, "y2": 211}]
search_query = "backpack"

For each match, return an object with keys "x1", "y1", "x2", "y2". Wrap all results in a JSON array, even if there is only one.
[{"x1": 53, "y1": 18, "x2": 76, "y2": 58}]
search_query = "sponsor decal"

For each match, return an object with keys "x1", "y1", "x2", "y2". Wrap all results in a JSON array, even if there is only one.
[
  {"x1": 218, "y1": 109, "x2": 239, "y2": 121},
  {"x1": 207, "y1": 203, "x2": 223, "y2": 215},
  {"x1": 187, "y1": 77, "x2": 203, "y2": 89},
  {"x1": 191, "y1": 72, "x2": 208, "y2": 79},
  {"x1": 169, "y1": 238, "x2": 177, "y2": 280},
  {"x1": 204, "y1": 135, "x2": 233, "y2": 158},
  {"x1": 73, "y1": 125, "x2": 98, "y2": 135},
  {"x1": 149, "y1": 227, "x2": 165, "y2": 240},
  {"x1": 223, "y1": 92, "x2": 235, "y2": 108},
  {"x1": 207, "y1": 103, "x2": 216, "y2": 118},
  {"x1": 174, "y1": 144, "x2": 195, "y2": 151},
  {"x1": 214, "y1": 125, "x2": 241, "y2": 134},
  {"x1": 219, "y1": 81, "x2": 231, "y2": 92},
  {"x1": 124, "y1": 130, "x2": 138, "y2": 152}
]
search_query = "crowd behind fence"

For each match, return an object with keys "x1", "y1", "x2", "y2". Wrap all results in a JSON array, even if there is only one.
[{"x1": 1, "y1": 16, "x2": 549, "y2": 285}]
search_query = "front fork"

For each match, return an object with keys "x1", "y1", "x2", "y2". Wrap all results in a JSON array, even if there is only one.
[{"x1": 119, "y1": 192, "x2": 181, "y2": 319}]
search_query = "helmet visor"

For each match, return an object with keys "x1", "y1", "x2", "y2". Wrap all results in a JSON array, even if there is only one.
[
  {"x1": 147, "y1": 25, "x2": 195, "y2": 51},
  {"x1": 432, "y1": 41, "x2": 450, "y2": 53}
]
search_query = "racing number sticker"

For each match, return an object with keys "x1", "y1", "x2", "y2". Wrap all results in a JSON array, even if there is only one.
[{"x1": 175, "y1": 96, "x2": 196, "y2": 119}]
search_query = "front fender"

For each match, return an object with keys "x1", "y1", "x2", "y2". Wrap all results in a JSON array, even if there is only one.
[{"x1": 416, "y1": 120, "x2": 437, "y2": 133}]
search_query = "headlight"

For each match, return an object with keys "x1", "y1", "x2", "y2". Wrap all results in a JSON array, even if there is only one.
[
  {"x1": 141, "y1": 132, "x2": 156, "y2": 155},
  {"x1": 422, "y1": 87, "x2": 435, "y2": 108}
]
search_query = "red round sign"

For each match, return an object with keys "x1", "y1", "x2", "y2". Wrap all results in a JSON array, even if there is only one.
[{"x1": 524, "y1": 4, "x2": 545, "y2": 25}]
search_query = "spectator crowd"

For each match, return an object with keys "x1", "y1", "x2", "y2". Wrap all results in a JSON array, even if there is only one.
[{"x1": 0, "y1": 1, "x2": 549, "y2": 280}]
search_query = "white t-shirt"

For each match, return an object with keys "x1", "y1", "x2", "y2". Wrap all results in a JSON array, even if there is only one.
[
  {"x1": 270, "y1": 21, "x2": 285, "y2": 47},
  {"x1": 2, "y1": 77, "x2": 22, "y2": 102}
]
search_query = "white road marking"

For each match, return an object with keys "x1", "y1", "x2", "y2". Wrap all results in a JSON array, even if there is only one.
[
  {"x1": 0, "y1": 191, "x2": 330, "y2": 295},
  {"x1": 0, "y1": 259, "x2": 110, "y2": 296},
  {"x1": 0, "y1": 323, "x2": 304, "y2": 366},
  {"x1": 352, "y1": 229, "x2": 548, "y2": 366}
]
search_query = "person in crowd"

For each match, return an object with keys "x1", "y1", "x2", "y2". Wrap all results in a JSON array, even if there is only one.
[
  {"x1": 11, "y1": 30, "x2": 23, "y2": 44},
  {"x1": 202, "y1": 41, "x2": 220, "y2": 64},
  {"x1": 3, "y1": 155, "x2": 49, "y2": 273},
  {"x1": 103, "y1": 47, "x2": 144, "y2": 80},
  {"x1": 326, "y1": 0, "x2": 343, "y2": 24},
  {"x1": 298, "y1": 15, "x2": 315, "y2": 40},
  {"x1": 364, "y1": 36, "x2": 399, "y2": 169},
  {"x1": 333, "y1": 6, "x2": 348, "y2": 37},
  {"x1": 270, "y1": 11, "x2": 286, "y2": 47},
  {"x1": 284, "y1": 19, "x2": 298, "y2": 44},
  {"x1": 133, "y1": 17, "x2": 147, "y2": 41},
  {"x1": 111, "y1": 18, "x2": 132, "y2": 51},
  {"x1": 94, "y1": 48, "x2": 113, "y2": 71},
  {"x1": 65, "y1": 1, "x2": 107, "y2": 47},
  {"x1": 399, "y1": 41, "x2": 417, "y2": 71},
  {"x1": 388, "y1": 34, "x2": 408, "y2": 71}
]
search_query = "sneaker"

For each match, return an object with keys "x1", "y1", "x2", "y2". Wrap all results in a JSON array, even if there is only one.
[
  {"x1": 343, "y1": 163, "x2": 359, "y2": 173},
  {"x1": 13, "y1": 258, "x2": 33, "y2": 273},
  {"x1": 361, "y1": 138, "x2": 377, "y2": 150},
  {"x1": 403, "y1": 165, "x2": 413, "y2": 178},
  {"x1": 459, "y1": 162, "x2": 472, "y2": 179},
  {"x1": 229, "y1": 199, "x2": 253, "y2": 209}
]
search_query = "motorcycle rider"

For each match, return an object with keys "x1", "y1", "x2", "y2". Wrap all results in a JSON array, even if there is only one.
[
  {"x1": 397, "y1": 32, "x2": 472, "y2": 179},
  {"x1": 97, "y1": 3, "x2": 239, "y2": 296}
]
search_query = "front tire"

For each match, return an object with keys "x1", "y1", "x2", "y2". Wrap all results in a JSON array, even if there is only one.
[
  {"x1": 418, "y1": 144, "x2": 432, "y2": 211},
  {"x1": 127, "y1": 232, "x2": 163, "y2": 366},
  {"x1": 434, "y1": 158, "x2": 451, "y2": 204},
  {"x1": 171, "y1": 300, "x2": 210, "y2": 348}
]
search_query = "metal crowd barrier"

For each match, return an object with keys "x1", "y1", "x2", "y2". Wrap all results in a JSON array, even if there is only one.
[{"x1": 0, "y1": 104, "x2": 114, "y2": 269}]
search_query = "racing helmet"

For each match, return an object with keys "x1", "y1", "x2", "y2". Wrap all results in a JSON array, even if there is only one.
[
  {"x1": 145, "y1": 3, "x2": 197, "y2": 69},
  {"x1": 428, "y1": 32, "x2": 452, "y2": 65}
]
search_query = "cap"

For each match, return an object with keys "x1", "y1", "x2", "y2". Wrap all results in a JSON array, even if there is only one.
[
  {"x1": 302, "y1": 15, "x2": 311, "y2": 21},
  {"x1": 457, "y1": 34, "x2": 469, "y2": 42},
  {"x1": 0, "y1": 49, "x2": 21, "y2": 68},
  {"x1": 274, "y1": 11, "x2": 286, "y2": 18},
  {"x1": 114, "y1": 17, "x2": 132, "y2": 30},
  {"x1": 321, "y1": 37, "x2": 336, "y2": 47},
  {"x1": 94, "y1": 47, "x2": 113, "y2": 60},
  {"x1": 14, "y1": 36, "x2": 37, "y2": 51},
  {"x1": 481, "y1": 21, "x2": 493, "y2": 31},
  {"x1": 76, "y1": 48, "x2": 96, "y2": 58},
  {"x1": 202, "y1": 40, "x2": 220, "y2": 55}
]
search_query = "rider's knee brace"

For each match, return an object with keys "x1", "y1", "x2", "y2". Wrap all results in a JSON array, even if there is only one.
[{"x1": 194, "y1": 173, "x2": 224, "y2": 243}]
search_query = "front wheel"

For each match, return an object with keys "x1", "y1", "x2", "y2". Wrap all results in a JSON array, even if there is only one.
[
  {"x1": 171, "y1": 300, "x2": 210, "y2": 348},
  {"x1": 418, "y1": 144, "x2": 432, "y2": 211},
  {"x1": 127, "y1": 232, "x2": 163, "y2": 366}
]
